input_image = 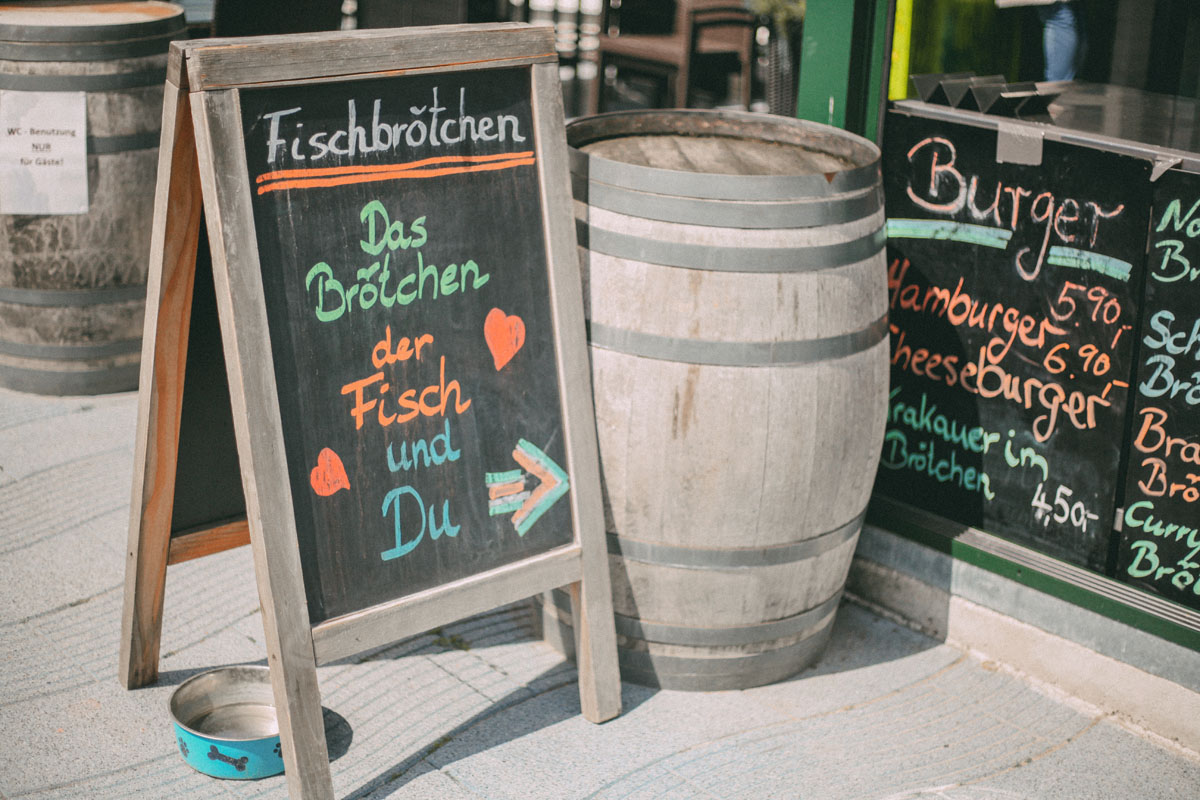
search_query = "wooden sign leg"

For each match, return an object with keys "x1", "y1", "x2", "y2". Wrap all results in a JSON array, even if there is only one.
[
  {"x1": 568, "y1": 577, "x2": 622, "y2": 722},
  {"x1": 119, "y1": 80, "x2": 204, "y2": 689},
  {"x1": 529, "y1": 56, "x2": 622, "y2": 723},
  {"x1": 567, "y1": 472, "x2": 622, "y2": 722},
  {"x1": 264, "y1": 647, "x2": 332, "y2": 799}
]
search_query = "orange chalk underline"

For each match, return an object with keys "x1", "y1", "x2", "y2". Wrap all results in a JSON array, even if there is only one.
[
  {"x1": 254, "y1": 151, "x2": 536, "y2": 194},
  {"x1": 488, "y1": 481, "x2": 526, "y2": 501}
]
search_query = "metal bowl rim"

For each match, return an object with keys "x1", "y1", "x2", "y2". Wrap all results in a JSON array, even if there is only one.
[{"x1": 168, "y1": 664, "x2": 280, "y2": 744}]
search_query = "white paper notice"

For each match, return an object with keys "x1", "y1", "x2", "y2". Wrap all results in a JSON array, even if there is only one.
[{"x1": 0, "y1": 90, "x2": 88, "y2": 215}]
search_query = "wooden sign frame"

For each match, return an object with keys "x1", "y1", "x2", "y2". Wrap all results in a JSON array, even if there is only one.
[{"x1": 119, "y1": 24, "x2": 620, "y2": 799}]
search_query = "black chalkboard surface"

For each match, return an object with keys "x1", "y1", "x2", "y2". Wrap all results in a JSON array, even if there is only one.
[
  {"x1": 169, "y1": 224, "x2": 246, "y2": 536},
  {"x1": 239, "y1": 67, "x2": 572, "y2": 623},
  {"x1": 876, "y1": 111, "x2": 1152, "y2": 571},
  {"x1": 1118, "y1": 167, "x2": 1200, "y2": 610}
]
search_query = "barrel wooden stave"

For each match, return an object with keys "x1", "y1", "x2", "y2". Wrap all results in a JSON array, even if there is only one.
[
  {"x1": 588, "y1": 345, "x2": 884, "y2": 687},
  {"x1": 614, "y1": 626, "x2": 838, "y2": 690},
  {"x1": 583, "y1": 200, "x2": 889, "y2": 547},
  {"x1": 609, "y1": 536, "x2": 861, "y2": 626},
  {"x1": 591, "y1": 344, "x2": 888, "y2": 551},
  {"x1": 541, "y1": 585, "x2": 842, "y2": 690}
]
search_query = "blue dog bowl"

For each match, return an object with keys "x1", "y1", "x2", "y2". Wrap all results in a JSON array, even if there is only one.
[{"x1": 169, "y1": 665, "x2": 284, "y2": 780}]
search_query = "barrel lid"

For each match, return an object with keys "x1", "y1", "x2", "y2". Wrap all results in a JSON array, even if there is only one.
[
  {"x1": 0, "y1": 1, "x2": 186, "y2": 43},
  {"x1": 567, "y1": 109, "x2": 881, "y2": 201}
]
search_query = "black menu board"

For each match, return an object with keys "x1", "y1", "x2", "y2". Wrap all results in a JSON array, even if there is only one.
[
  {"x1": 876, "y1": 111, "x2": 1152, "y2": 571},
  {"x1": 1118, "y1": 167, "x2": 1200, "y2": 610}
]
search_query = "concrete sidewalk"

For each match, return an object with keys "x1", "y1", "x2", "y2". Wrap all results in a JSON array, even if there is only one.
[{"x1": 1, "y1": 385, "x2": 1198, "y2": 799}]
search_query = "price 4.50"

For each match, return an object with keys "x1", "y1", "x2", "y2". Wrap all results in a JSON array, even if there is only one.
[{"x1": 1030, "y1": 482, "x2": 1100, "y2": 532}]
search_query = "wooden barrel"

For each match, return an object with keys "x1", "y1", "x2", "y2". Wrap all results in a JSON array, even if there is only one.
[
  {"x1": 0, "y1": 2, "x2": 185, "y2": 394},
  {"x1": 542, "y1": 109, "x2": 889, "y2": 690}
]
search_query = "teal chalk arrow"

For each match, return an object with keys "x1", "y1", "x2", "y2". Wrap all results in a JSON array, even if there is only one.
[{"x1": 485, "y1": 439, "x2": 569, "y2": 536}]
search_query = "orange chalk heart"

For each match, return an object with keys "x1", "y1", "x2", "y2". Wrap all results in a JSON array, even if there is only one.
[
  {"x1": 484, "y1": 308, "x2": 525, "y2": 371},
  {"x1": 310, "y1": 447, "x2": 350, "y2": 497}
]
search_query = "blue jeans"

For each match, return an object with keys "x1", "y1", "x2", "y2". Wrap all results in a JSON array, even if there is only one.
[{"x1": 1038, "y1": 2, "x2": 1083, "y2": 81}]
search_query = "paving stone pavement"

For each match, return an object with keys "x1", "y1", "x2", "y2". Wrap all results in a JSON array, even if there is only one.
[{"x1": 1, "y1": 386, "x2": 1198, "y2": 799}]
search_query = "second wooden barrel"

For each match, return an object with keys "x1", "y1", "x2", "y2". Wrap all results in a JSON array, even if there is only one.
[
  {"x1": 543, "y1": 109, "x2": 889, "y2": 690},
  {"x1": 0, "y1": 2, "x2": 185, "y2": 394}
]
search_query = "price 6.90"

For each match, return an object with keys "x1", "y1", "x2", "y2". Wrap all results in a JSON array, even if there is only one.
[{"x1": 1030, "y1": 482, "x2": 1100, "y2": 532}]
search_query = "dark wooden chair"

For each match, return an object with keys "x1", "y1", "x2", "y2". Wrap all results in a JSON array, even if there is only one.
[
  {"x1": 355, "y1": 0, "x2": 468, "y2": 28},
  {"x1": 589, "y1": 0, "x2": 757, "y2": 114},
  {"x1": 211, "y1": 0, "x2": 343, "y2": 36}
]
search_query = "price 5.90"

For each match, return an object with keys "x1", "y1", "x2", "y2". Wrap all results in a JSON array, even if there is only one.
[
  {"x1": 1049, "y1": 281, "x2": 1122, "y2": 326},
  {"x1": 1030, "y1": 482, "x2": 1101, "y2": 532}
]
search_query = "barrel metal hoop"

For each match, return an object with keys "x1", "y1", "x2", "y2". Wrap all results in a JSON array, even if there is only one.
[
  {"x1": 569, "y1": 145, "x2": 880, "y2": 201},
  {"x1": 617, "y1": 591, "x2": 842, "y2": 647},
  {"x1": 572, "y1": 173, "x2": 882, "y2": 229},
  {"x1": 0, "y1": 337, "x2": 141, "y2": 360},
  {"x1": 577, "y1": 219, "x2": 885, "y2": 272},
  {"x1": 606, "y1": 511, "x2": 865, "y2": 569},
  {"x1": 0, "y1": 361, "x2": 139, "y2": 395},
  {"x1": 551, "y1": 588, "x2": 842, "y2": 647},
  {"x1": 0, "y1": 33, "x2": 179, "y2": 63},
  {"x1": 614, "y1": 614, "x2": 837, "y2": 687},
  {"x1": 587, "y1": 315, "x2": 887, "y2": 367},
  {"x1": 0, "y1": 67, "x2": 167, "y2": 91},
  {"x1": 0, "y1": 284, "x2": 146, "y2": 307},
  {"x1": 89, "y1": 131, "x2": 160, "y2": 154}
]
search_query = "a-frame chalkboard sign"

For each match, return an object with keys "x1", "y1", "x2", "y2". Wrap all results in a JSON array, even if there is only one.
[{"x1": 119, "y1": 23, "x2": 620, "y2": 798}]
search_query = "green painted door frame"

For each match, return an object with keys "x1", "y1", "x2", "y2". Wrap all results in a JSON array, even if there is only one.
[{"x1": 795, "y1": 0, "x2": 893, "y2": 141}]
